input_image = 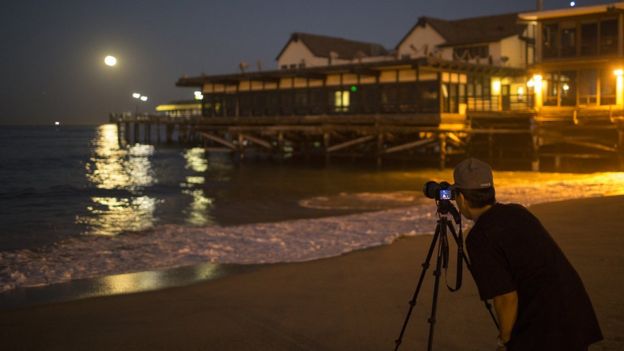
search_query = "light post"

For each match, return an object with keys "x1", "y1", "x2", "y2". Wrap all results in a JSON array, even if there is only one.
[{"x1": 132, "y1": 93, "x2": 148, "y2": 115}]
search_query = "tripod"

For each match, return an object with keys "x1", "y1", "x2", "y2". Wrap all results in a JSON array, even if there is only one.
[{"x1": 393, "y1": 204, "x2": 499, "y2": 351}]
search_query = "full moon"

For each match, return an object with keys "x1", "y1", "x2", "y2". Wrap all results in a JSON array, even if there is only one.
[{"x1": 104, "y1": 55, "x2": 117, "y2": 67}]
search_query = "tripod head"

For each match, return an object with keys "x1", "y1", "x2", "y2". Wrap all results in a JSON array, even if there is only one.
[{"x1": 435, "y1": 199, "x2": 461, "y2": 225}]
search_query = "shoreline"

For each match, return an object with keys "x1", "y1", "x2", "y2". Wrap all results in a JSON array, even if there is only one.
[
  {"x1": 0, "y1": 195, "x2": 622, "y2": 350},
  {"x1": 0, "y1": 194, "x2": 622, "y2": 306}
]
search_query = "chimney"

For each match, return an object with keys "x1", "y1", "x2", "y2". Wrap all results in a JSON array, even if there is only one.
[{"x1": 537, "y1": 0, "x2": 543, "y2": 11}]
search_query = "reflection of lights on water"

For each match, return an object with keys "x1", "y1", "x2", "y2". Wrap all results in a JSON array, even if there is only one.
[
  {"x1": 182, "y1": 189, "x2": 214, "y2": 226},
  {"x1": 184, "y1": 147, "x2": 208, "y2": 172},
  {"x1": 81, "y1": 124, "x2": 158, "y2": 236},
  {"x1": 86, "y1": 125, "x2": 155, "y2": 190},
  {"x1": 77, "y1": 196, "x2": 158, "y2": 236},
  {"x1": 98, "y1": 264, "x2": 222, "y2": 295}
]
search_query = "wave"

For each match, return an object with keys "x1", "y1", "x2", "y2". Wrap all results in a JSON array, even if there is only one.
[{"x1": 1, "y1": 172, "x2": 624, "y2": 293}]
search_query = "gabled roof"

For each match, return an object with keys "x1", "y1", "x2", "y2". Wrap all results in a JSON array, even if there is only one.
[
  {"x1": 397, "y1": 12, "x2": 526, "y2": 49},
  {"x1": 276, "y1": 32, "x2": 388, "y2": 61}
]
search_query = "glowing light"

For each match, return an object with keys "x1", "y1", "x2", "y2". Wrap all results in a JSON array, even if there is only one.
[
  {"x1": 104, "y1": 55, "x2": 117, "y2": 67},
  {"x1": 194, "y1": 91, "x2": 204, "y2": 100},
  {"x1": 54, "y1": 121, "x2": 60, "y2": 126},
  {"x1": 132, "y1": 92, "x2": 141, "y2": 99},
  {"x1": 562, "y1": 83, "x2": 570, "y2": 91},
  {"x1": 614, "y1": 69, "x2": 624, "y2": 77},
  {"x1": 140, "y1": 96, "x2": 148, "y2": 101},
  {"x1": 517, "y1": 87, "x2": 525, "y2": 95},
  {"x1": 492, "y1": 79, "x2": 501, "y2": 95},
  {"x1": 570, "y1": 1, "x2": 575, "y2": 7}
]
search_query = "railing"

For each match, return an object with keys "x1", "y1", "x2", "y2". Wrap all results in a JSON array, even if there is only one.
[{"x1": 467, "y1": 94, "x2": 534, "y2": 112}]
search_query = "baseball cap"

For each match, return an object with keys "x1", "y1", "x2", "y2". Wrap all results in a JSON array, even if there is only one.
[{"x1": 453, "y1": 158, "x2": 494, "y2": 189}]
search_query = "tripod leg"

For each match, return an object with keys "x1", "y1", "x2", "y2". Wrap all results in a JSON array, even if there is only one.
[
  {"x1": 427, "y1": 224, "x2": 447, "y2": 351},
  {"x1": 394, "y1": 224, "x2": 441, "y2": 351}
]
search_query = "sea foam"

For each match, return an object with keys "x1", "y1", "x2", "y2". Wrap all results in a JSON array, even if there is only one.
[{"x1": 1, "y1": 172, "x2": 623, "y2": 293}]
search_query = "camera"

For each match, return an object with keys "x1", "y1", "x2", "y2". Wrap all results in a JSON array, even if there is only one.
[{"x1": 423, "y1": 181, "x2": 455, "y2": 201}]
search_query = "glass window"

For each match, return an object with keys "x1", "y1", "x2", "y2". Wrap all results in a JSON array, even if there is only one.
[
  {"x1": 333, "y1": 91, "x2": 350, "y2": 113},
  {"x1": 543, "y1": 23, "x2": 559, "y2": 58},
  {"x1": 560, "y1": 24, "x2": 577, "y2": 57},
  {"x1": 578, "y1": 70, "x2": 597, "y2": 104},
  {"x1": 560, "y1": 71, "x2": 577, "y2": 106},
  {"x1": 600, "y1": 19, "x2": 618, "y2": 55},
  {"x1": 580, "y1": 22, "x2": 598, "y2": 56},
  {"x1": 600, "y1": 69, "x2": 616, "y2": 105}
]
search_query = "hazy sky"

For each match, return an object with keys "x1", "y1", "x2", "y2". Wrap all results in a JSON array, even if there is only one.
[{"x1": 0, "y1": 0, "x2": 613, "y2": 125}]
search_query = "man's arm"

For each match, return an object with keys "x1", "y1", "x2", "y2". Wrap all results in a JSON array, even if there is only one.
[{"x1": 493, "y1": 290, "x2": 518, "y2": 344}]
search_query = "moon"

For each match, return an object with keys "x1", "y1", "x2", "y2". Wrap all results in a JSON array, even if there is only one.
[{"x1": 104, "y1": 55, "x2": 117, "y2": 67}]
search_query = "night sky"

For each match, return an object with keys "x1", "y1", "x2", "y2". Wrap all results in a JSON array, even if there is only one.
[{"x1": 0, "y1": 0, "x2": 613, "y2": 125}]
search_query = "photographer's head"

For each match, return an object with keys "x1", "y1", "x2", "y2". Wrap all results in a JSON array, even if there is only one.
[{"x1": 453, "y1": 158, "x2": 496, "y2": 220}]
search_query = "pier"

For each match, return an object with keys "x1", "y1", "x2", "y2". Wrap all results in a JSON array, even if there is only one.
[{"x1": 110, "y1": 110, "x2": 624, "y2": 171}]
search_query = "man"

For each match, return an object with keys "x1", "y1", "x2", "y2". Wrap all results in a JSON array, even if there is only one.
[{"x1": 453, "y1": 158, "x2": 602, "y2": 351}]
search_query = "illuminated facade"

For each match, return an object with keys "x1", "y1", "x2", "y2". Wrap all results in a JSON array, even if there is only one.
[{"x1": 520, "y1": 3, "x2": 624, "y2": 110}]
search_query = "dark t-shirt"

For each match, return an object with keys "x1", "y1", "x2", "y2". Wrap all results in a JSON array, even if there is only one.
[{"x1": 466, "y1": 203, "x2": 602, "y2": 350}]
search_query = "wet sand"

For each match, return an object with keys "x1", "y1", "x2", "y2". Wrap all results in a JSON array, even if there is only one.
[{"x1": 0, "y1": 196, "x2": 622, "y2": 350}]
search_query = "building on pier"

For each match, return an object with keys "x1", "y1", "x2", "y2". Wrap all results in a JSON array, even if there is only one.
[
  {"x1": 115, "y1": 3, "x2": 623, "y2": 170},
  {"x1": 519, "y1": 3, "x2": 624, "y2": 169}
]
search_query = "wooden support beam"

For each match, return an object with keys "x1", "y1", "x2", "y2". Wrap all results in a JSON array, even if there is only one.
[
  {"x1": 439, "y1": 133, "x2": 448, "y2": 169},
  {"x1": 240, "y1": 133, "x2": 273, "y2": 149},
  {"x1": 446, "y1": 132, "x2": 465, "y2": 147},
  {"x1": 377, "y1": 133, "x2": 384, "y2": 167},
  {"x1": 382, "y1": 137, "x2": 436, "y2": 154},
  {"x1": 564, "y1": 140, "x2": 617, "y2": 153},
  {"x1": 197, "y1": 132, "x2": 236, "y2": 150},
  {"x1": 326, "y1": 135, "x2": 375, "y2": 153}
]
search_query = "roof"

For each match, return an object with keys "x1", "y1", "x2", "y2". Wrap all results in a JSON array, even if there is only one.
[
  {"x1": 397, "y1": 12, "x2": 526, "y2": 49},
  {"x1": 275, "y1": 32, "x2": 388, "y2": 61},
  {"x1": 177, "y1": 56, "x2": 526, "y2": 88},
  {"x1": 520, "y1": 2, "x2": 624, "y2": 21}
]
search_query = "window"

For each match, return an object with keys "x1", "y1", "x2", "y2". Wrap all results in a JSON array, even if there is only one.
[
  {"x1": 600, "y1": 69, "x2": 616, "y2": 105},
  {"x1": 560, "y1": 23, "x2": 577, "y2": 57},
  {"x1": 578, "y1": 70, "x2": 597, "y2": 105},
  {"x1": 600, "y1": 19, "x2": 618, "y2": 55},
  {"x1": 333, "y1": 91, "x2": 350, "y2": 113},
  {"x1": 543, "y1": 24, "x2": 559, "y2": 58},
  {"x1": 560, "y1": 71, "x2": 576, "y2": 106},
  {"x1": 580, "y1": 22, "x2": 598, "y2": 56}
]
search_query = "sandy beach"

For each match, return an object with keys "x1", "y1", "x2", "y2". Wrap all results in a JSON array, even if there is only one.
[{"x1": 0, "y1": 195, "x2": 622, "y2": 350}]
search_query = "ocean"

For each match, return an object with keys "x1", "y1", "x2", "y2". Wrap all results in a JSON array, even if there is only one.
[{"x1": 1, "y1": 124, "x2": 624, "y2": 294}]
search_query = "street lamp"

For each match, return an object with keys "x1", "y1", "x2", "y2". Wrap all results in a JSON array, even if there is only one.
[{"x1": 132, "y1": 93, "x2": 149, "y2": 115}]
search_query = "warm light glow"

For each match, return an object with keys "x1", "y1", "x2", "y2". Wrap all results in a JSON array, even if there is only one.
[
  {"x1": 104, "y1": 55, "x2": 117, "y2": 67},
  {"x1": 517, "y1": 86, "x2": 525, "y2": 95},
  {"x1": 614, "y1": 69, "x2": 624, "y2": 77},
  {"x1": 562, "y1": 83, "x2": 570, "y2": 91},
  {"x1": 54, "y1": 121, "x2": 60, "y2": 126},
  {"x1": 617, "y1": 74, "x2": 624, "y2": 106},
  {"x1": 194, "y1": 91, "x2": 204, "y2": 100},
  {"x1": 140, "y1": 96, "x2": 148, "y2": 101},
  {"x1": 491, "y1": 79, "x2": 501, "y2": 95},
  {"x1": 531, "y1": 74, "x2": 543, "y2": 109},
  {"x1": 132, "y1": 92, "x2": 141, "y2": 99}
]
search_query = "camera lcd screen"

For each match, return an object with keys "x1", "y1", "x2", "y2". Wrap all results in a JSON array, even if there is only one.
[{"x1": 439, "y1": 189, "x2": 452, "y2": 200}]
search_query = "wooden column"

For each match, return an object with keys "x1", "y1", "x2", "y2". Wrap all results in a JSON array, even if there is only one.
[
  {"x1": 323, "y1": 132, "x2": 331, "y2": 165},
  {"x1": 376, "y1": 133, "x2": 384, "y2": 167},
  {"x1": 166, "y1": 124, "x2": 174, "y2": 144},
  {"x1": 124, "y1": 122, "x2": 130, "y2": 145},
  {"x1": 238, "y1": 134, "x2": 245, "y2": 160},
  {"x1": 145, "y1": 123, "x2": 151, "y2": 144},
  {"x1": 439, "y1": 132, "x2": 447, "y2": 169},
  {"x1": 133, "y1": 123, "x2": 139, "y2": 144}
]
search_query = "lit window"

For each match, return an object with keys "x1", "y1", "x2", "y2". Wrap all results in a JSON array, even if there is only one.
[{"x1": 334, "y1": 91, "x2": 350, "y2": 112}]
